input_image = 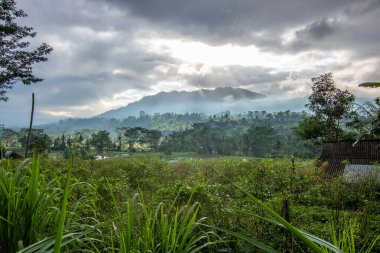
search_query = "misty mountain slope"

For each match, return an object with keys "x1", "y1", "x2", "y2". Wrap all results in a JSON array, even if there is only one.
[
  {"x1": 98, "y1": 87, "x2": 266, "y2": 119},
  {"x1": 39, "y1": 87, "x2": 311, "y2": 134}
]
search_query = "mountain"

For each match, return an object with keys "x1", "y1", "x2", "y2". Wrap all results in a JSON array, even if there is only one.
[
  {"x1": 98, "y1": 87, "x2": 266, "y2": 119},
  {"x1": 39, "y1": 87, "x2": 312, "y2": 134}
]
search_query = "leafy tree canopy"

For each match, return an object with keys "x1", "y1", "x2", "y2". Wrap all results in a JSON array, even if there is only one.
[
  {"x1": 298, "y1": 73, "x2": 355, "y2": 142},
  {"x1": 90, "y1": 130, "x2": 112, "y2": 152},
  {"x1": 0, "y1": 0, "x2": 52, "y2": 101}
]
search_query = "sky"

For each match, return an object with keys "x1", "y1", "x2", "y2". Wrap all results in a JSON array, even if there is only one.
[{"x1": 1, "y1": 0, "x2": 380, "y2": 127}]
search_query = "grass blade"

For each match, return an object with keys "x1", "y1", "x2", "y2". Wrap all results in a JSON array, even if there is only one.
[{"x1": 53, "y1": 166, "x2": 71, "y2": 253}]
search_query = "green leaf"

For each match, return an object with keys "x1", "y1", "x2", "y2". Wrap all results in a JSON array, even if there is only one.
[
  {"x1": 53, "y1": 167, "x2": 71, "y2": 253},
  {"x1": 358, "y1": 82, "x2": 380, "y2": 88}
]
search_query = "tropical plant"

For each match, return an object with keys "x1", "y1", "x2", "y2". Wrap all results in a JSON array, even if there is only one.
[
  {"x1": 349, "y1": 101, "x2": 380, "y2": 140},
  {"x1": 0, "y1": 157, "x2": 58, "y2": 252},
  {"x1": 108, "y1": 191, "x2": 221, "y2": 252},
  {"x1": 351, "y1": 81, "x2": 380, "y2": 141},
  {"x1": 0, "y1": 156, "x2": 100, "y2": 252}
]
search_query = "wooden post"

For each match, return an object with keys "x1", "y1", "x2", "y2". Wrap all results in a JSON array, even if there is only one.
[
  {"x1": 0, "y1": 124, "x2": 4, "y2": 159},
  {"x1": 290, "y1": 155, "x2": 295, "y2": 192},
  {"x1": 282, "y1": 198, "x2": 292, "y2": 252},
  {"x1": 25, "y1": 93, "x2": 35, "y2": 158}
]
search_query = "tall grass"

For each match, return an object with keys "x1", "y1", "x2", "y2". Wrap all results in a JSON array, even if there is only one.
[
  {"x1": 0, "y1": 156, "x2": 98, "y2": 252},
  {"x1": 109, "y1": 189, "x2": 222, "y2": 252},
  {"x1": 212, "y1": 167, "x2": 346, "y2": 253},
  {"x1": 1, "y1": 155, "x2": 379, "y2": 252},
  {"x1": 53, "y1": 165, "x2": 71, "y2": 253},
  {"x1": 329, "y1": 217, "x2": 380, "y2": 253},
  {"x1": 0, "y1": 156, "x2": 58, "y2": 252}
]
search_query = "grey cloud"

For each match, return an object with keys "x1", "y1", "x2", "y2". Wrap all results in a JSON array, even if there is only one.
[
  {"x1": 295, "y1": 19, "x2": 337, "y2": 41},
  {"x1": 360, "y1": 61, "x2": 380, "y2": 82},
  {"x1": 101, "y1": 0, "x2": 361, "y2": 46},
  {"x1": 18, "y1": 0, "x2": 140, "y2": 34},
  {"x1": 182, "y1": 66, "x2": 288, "y2": 89},
  {"x1": 343, "y1": 0, "x2": 380, "y2": 17},
  {"x1": 3, "y1": 0, "x2": 379, "y2": 126},
  {"x1": 87, "y1": 0, "x2": 380, "y2": 62},
  {"x1": 20, "y1": 0, "x2": 380, "y2": 58},
  {"x1": 286, "y1": 1, "x2": 380, "y2": 57},
  {"x1": 36, "y1": 47, "x2": 179, "y2": 108}
]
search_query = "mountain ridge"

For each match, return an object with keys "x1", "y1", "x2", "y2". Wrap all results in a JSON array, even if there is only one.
[{"x1": 98, "y1": 87, "x2": 266, "y2": 119}]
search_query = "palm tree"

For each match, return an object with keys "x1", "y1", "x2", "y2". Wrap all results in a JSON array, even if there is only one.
[{"x1": 353, "y1": 82, "x2": 380, "y2": 141}]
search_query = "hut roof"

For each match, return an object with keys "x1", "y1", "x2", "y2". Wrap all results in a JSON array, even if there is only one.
[{"x1": 320, "y1": 140, "x2": 380, "y2": 175}]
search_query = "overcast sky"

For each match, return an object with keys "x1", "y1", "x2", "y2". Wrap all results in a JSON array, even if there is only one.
[{"x1": 1, "y1": 0, "x2": 380, "y2": 126}]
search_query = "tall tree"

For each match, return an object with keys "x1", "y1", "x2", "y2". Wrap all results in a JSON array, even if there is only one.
[
  {"x1": 143, "y1": 129, "x2": 161, "y2": 151},
  {"x1": 298, "y1": 73, "x2": 355, "y2": 142},
  {"x1": 0, "y1": 0, "x2": 53, "y2": 101},
  {"x1": 90, "y1": 130, "x2": 112, "y2": 152},
  {"x1": 18, "y1": 128, "x2": 51, "y2": 153},
  {"x1": 123, "y1": 127, "x2": 144, "y2": 152},
  {"x1": 244, "y1": 124, "x2": 276, "y2": 157}
]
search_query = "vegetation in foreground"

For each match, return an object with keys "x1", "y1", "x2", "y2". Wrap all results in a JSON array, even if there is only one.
[{"x1": 1, "y1": 155, "x2": 379, "y2": 252}]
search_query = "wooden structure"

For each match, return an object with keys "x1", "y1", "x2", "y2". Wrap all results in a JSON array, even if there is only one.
[{"x1": 320, "y1": 140, "x2": 380, "y2": 175}]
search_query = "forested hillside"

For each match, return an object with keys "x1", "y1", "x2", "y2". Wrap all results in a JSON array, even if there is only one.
[{"x1": 2, "y1": 110, "x2": 321, "y2": 158}]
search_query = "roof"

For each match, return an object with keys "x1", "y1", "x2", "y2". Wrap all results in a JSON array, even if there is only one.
[{"x1": 320, "y1": 140, "x2": 380, "y2": 175}]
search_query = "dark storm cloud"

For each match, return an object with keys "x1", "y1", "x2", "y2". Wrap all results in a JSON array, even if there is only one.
[
  {"x1": 101, "y1": 0, "x2": 364, "y2": 45},
  {"x1": 100, "y1": 0, "x2": 380, "y2": 58},
  {"x1": 285, "y1": 0, "x2": 380, "y2": 57},
  {"x1": 296, "y1": 19, "x2": 337, "y2": 41}
]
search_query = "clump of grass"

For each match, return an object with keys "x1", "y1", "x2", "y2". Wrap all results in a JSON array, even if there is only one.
[
  {"x1": 329, "y1": 217, "x2": 380, "y2": 253},
  {"x1": 0, "y1": 156, "x2": 100, "y2": 252},
  {"x1": 212, "y1": 168, "x2": 345, "y2": 253},
  {"x1": 0, "y1": 156, "x2": 59, "y2": 252},
  {"x1": 108, "y1": 188, "x2": 222, "y2": 253}
]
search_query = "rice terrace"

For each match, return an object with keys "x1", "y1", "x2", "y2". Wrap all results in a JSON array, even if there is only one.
[{"x1": 1, "y1": 0, "x2": 380, "y2": 252}]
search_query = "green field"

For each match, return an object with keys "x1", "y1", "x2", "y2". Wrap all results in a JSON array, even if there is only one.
[{"x1": 1, "y1": 154, "x2": 379, "y2": 252}]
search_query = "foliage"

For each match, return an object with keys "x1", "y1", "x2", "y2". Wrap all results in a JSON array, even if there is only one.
[
  {"x1": 159, "y1": 112, "x2": 317, "y2": 158},
  {"x1": 0, "y1": 157, "x2": 57, "y2": 252},
  {"x1": 354, "y1": 81, "x2": 380, "y2": 140},
  {"x1": 329, "y1": 216, "x2": 380, "y2": 253},
  {"x1": 358, "y1": 82, "x2": 380, "y2": 88},
  {"x1": 0, "y1": 156, "x2": 101, "y2": 252},
  {"x1": 348, "y1": 101, "x2": 380, "y2": 140},
  {"x1": 120, "y1": 127, "x2": 161, "y2": 152},
  {"x1": 18, "y1": 128, "x2": 52, "y2": 154},
  {"x1": 0, "y1": 0, "x2": 53, "y2": 101},
  {"x1": 90, "y1": 130, "x2": 112, "y2": 152},
  {"x1": 1, "y1": 155, "x2": 379, "y2": 252},
  {"x1": 300, "y1": 73, "x2": 355, "y2": 141},
  {"x1": 3, "y1": 110, "x2": 322, "y2": 158},
  {"x1": 109, "y1": 192, "x2": 220, "y2": 252},
  {"x1": 243, "y1": 124, "x2": 276, "y2": 156},
  {"x1": 296, "y1": 115, "x2": 327, "y2": 142}
]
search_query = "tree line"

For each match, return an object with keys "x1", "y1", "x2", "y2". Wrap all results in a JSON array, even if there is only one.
[{"x1": 1, "y1": 111, "x2": 317, "y2": 159}]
